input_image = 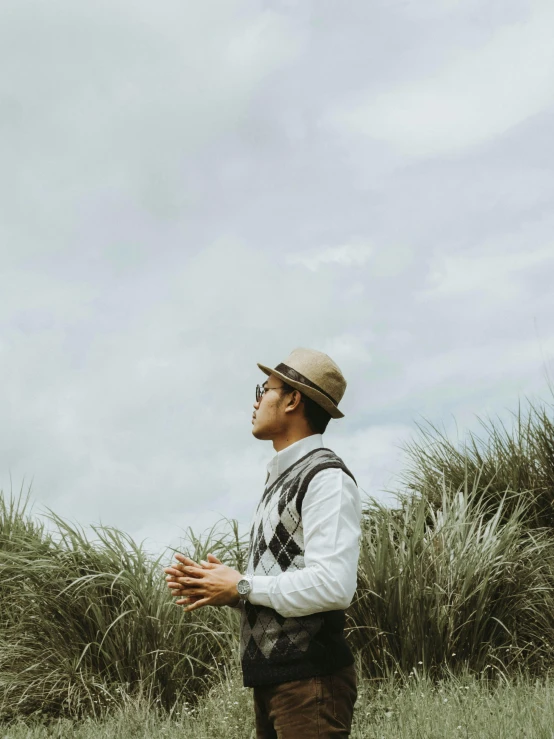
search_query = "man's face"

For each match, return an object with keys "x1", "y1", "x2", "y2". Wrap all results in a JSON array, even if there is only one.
[{"x1": 251, "y1": 374, "x2": 288, "y2": 440}]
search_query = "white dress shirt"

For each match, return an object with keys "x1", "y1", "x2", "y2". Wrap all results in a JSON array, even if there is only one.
[{"x1": 247, "y1": 433, "x2": 362, "y2": 619}]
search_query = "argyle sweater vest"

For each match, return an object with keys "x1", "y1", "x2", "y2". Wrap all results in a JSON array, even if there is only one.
[{"x1": 239, "y1": 447, "x2": 357, "y2": 688}]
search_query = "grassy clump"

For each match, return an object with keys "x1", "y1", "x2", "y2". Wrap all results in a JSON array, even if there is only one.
[
  {"x1": 349, "y1": 481, "x2": 554, "y2": 680},
  {"x1": 401, "y1": 395, "x2": 554, "y2": 529},
  {"x1": 1, "y1": 393, "x2": 554, "y2": 724},
  {"x1": 2, "y1": 669, "x2": 554, "y2": 738},
  {"x1": 0, "y1": 495, "x2": 245, "y2": 719}
]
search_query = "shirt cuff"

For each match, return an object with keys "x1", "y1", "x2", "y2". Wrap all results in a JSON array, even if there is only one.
[{"x1": 249, "y1": 575, "x2": 274, "y2": 608}]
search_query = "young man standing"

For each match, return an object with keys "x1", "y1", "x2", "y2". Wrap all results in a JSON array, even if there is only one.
[{"x1": 165, "y1": 348, "x2": 362, "y2": 738}]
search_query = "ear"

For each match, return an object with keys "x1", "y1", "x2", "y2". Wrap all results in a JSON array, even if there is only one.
[{"x1": 284, "y1": 389, "x2": 303, "y2": 413}]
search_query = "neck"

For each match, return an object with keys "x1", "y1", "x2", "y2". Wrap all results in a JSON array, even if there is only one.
[{"x1": 272, "y1": 428, "x2": 317, "y2": 453}]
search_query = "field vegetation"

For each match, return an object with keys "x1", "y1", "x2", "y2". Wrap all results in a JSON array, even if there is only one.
[
  {"x1": 1, "y1": 392, "x2": 553, "y2": 736},
  {"x1": 3, "y1": 669, "x2": 554, "y2": 738}
]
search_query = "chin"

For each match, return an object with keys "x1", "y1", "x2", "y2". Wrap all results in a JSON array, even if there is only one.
[{"x1": 252, "y1": 426, "x2": 269, "y2": 440}]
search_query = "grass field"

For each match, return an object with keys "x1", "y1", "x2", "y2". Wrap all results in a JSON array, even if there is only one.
[
  {"x1": 1, "y1": 392, "x2": 553, "y2": 736},
  {"x1": 2, "y1": 668, "x2": 554, "y2": 738}
]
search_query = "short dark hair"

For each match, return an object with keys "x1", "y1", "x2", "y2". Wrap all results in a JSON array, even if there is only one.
[{"x1": 280, "y1": 381, "x2": 332, "y2": 434}]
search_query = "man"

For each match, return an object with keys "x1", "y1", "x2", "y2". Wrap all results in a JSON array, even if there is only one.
[{"x1": 164, "y1": 348, "x2": 362, "y2": 738}]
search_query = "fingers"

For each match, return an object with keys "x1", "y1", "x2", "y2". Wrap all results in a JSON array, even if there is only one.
[
  {"x1": 168, "y1": 577, "x2": 205, "y2": 591},
  {"x1": 182, "y1": 597, "x2": 210, "y2": 612},
  {"x1": 165, "y1": 566, "x2": 204, "y2": 579},
  {"x1": 167, "y1": 581, "x2": 186, "y2": 590},
  {"x1": 171, "y1": 588, "x2": 202, "y2": 600},
  {"x1": 198, "y1": 561, "x2": 217, "y2": 569},
  {"x1": 164, "y1": 562, "x2": 199, "y2": 575},
  {"x1": 167, "y1": 580, "x2": 205, "y2": 593},
  {"x1": 164, "y1": 554, "x2": 218, "y2": 608},
  {"x1": 169, "y1": 553, "x2": 221, "y2": 571},
  {"x1": 165, "y1": 570, "x2": 206, "y2": 586},
  {"x1": 164, "y1": 561, "x2": 186, "y2": 574},
  {"x1": 174, "y1": 591, "x2": 198, "y2": 602},
  {"x1": 174, "y1": 554, "x2": 201, "y2": 567},
  {"x1": 173, "y1": 590, "x2": 205, "y2": 605},
  {"x1": 169, "y1": 584, "x2": 204, "y2": 600}
]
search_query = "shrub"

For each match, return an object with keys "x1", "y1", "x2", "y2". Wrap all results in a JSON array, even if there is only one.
[
  {"x1": 348, "y1": 477, "x2": 554, "y2": 680},
  {"x1": 2, "y1": 392, "x2": 554, "y2": 719},
  {"x1": 0, "y1": 495, "x2": 244, "y2": 719},
  {"x1": 399, "y1": 395, "x2": 554, "y2": 529}
]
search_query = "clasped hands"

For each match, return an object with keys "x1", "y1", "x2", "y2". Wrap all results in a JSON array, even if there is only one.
[{"x1": 164, "y1": 552, "x2": 242, "y2": 612}]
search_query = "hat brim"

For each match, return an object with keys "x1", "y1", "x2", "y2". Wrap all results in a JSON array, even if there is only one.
[{"x1": 257, "y1": 363, "x2": 345, "y2": 419}]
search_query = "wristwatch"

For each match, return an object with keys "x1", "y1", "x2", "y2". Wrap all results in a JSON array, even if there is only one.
[{"x1": 236, "y1": 574, "x2": 253, "y2": 603}]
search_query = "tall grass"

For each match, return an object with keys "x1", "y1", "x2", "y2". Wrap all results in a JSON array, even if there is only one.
[
  {"x1": 0, "y1": 495, "x2": 245, "y2": 719},
  {"x1": 400, "y1": 395, "x2": 554, "y2": 529},
  {"x1": 348, "y1": 478, "x2": 554, "y2": 680},
  {"x1": 1, "y1": 393, "x2": 554, "y2": 721},
  {"x1": 4, "y1": 669, "x2": 554, "y2": 738}
]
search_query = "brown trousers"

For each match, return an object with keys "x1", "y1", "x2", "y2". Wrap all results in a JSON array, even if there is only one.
[{"x1": 253, "y1": 664, "x2": 357, "y2": 738}]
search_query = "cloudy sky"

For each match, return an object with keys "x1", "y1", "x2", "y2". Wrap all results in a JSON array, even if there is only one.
[{"x1": 1, "y1": 0, "x2": 553, "y2": 556}]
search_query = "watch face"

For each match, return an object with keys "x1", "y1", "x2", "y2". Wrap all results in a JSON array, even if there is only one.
[{"x1": 237, "y1": 578, "x2": 251, "y2": 596}]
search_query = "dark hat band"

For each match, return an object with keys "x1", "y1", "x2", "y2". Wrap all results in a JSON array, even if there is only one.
[{"x1": 274, "y1": 363, "x2": 338, "y2": 405}]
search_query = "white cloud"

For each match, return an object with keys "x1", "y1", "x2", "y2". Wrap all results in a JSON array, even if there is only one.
[
  {"x1": 286, "y1": 241, "x2": 373, "y2": 271},
  {"x1": 322, "y1": 334, "x2": 373, "y2": 367},
  {"x1": 0, "y1": 238, "x2": 366, "y2": 551},
  {"x1": 418, "y1": 244, "x2": 554, "y2": 301},
  {"x1": 1, "y1": 0, "x2": 553, "y2": 554},
  {"x1": 327, "y1": 424, "x2": 414, "y2": 506},
  {"x1": 399, "y1": 0, "x2": 462, "y2": 17},
  {"x1": 0, "y1": 0, "x2": 304, "y2": 251},
  {"x1": 380, "y1": 336, "x2": 554, "y2": 410},
  {"x1": 326, "y1": 1, "x2": 554, "y2": 157}
]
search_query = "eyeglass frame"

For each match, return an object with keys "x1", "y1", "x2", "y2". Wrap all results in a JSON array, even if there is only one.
[{"x1": 255, "y1": 382, "x2": 287, "y2": 403}]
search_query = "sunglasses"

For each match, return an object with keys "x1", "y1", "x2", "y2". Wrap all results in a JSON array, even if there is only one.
[{"x1": 255, "y1": 383, "x2": 286, "y2": 403}]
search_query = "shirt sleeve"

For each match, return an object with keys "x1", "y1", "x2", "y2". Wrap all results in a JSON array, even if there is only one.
[{"x1": 248, "y1": 467, "x2": 362, "y2": 618}]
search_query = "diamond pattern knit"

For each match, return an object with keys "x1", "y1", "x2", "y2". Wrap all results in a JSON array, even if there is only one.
[{"x1": 240, "y1": 447, "x2": 357, "y2": 687}]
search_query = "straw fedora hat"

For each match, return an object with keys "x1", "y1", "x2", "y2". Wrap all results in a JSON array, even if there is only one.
[{"x1": 257, "y1": 347, "x2": 346, "y2": 419}]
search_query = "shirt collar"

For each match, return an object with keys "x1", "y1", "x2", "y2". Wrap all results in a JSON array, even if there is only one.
[{"x1": 265, "y1": 433, "x2": 324, "y2": 487}]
